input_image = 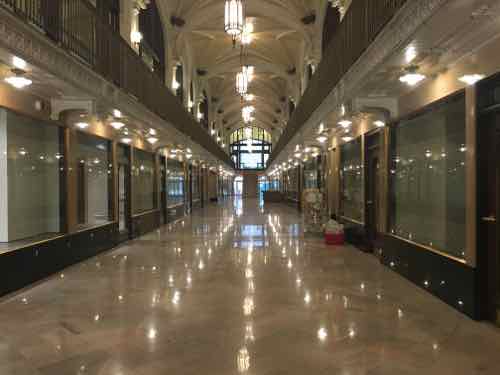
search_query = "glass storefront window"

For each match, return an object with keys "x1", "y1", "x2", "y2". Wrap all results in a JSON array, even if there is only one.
[
  {"x1": 1, "y1": 110, "x2": 63, "y2": 243},
  {"x1": 75, "y1": 132, "x2": 111, "y2": 229},
  {"x1": 167, "y1": 160, "x2": 185, "y2": 207},
  {"x1": 133, "y1": 149, "x2": 156, "y2": 213},
  {"x1": 192, "y1": 167, "x2": 200, "y2": 201},
  {"x1": 303, "y1": 159, "x2": 318, "y2": 189},
  {"x1": 341, "y1": 138, "x2": 364, "y2": 223},
  {"x1": 390, "y1": 94, "x2": 466, "y2": 259}
]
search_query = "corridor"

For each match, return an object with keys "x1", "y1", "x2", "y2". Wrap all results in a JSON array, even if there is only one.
[{"x1": 0, "y1": 198, "x2": 499, "y2": 375}]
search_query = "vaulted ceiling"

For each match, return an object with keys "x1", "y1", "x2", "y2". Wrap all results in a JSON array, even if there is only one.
[{"x1": 157, "y1": 0, "x2": 327, "y2": 141}]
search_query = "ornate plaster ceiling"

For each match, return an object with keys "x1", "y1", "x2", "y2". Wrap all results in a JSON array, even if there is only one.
[{"x1": 157, "y1": 0, "x2": 326, "y2": 140}]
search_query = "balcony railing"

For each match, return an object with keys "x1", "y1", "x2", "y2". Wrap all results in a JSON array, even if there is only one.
[
  {"x1": 0, "y1": 0, "x2": 232, "y2": 165},
  {"x1": 269, "y1": 0, "x2": 408, "y2": 164}
]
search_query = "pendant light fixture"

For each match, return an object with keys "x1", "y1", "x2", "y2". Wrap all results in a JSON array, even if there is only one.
[
  {"x1": 236, "y1": 68, "x2": 248, "y2": 96},
  {"x1": 225, "y1": 0, "x2": 244, "y2": 45}
]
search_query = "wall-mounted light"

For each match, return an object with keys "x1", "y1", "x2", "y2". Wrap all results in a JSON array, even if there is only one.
[
  {"x1": 113, "y1": 109, "x2": 122, "y2": 118},
  {"x1": 5, "y1": 75, "x2": 32, "y2": 89},
  {"x1": 75, "y1": 122, "x2": 89, "y2": 129},
  {"x1": 338, "y1": 120, "x2": 352, "y2": 128},
  {"x1": 458, "y1": 74, "x2": 485, "y2": 86},
  {"x1": 12, "y1": 56, "x2": 27, "y2": 70},
  {"x1": 374, "y1": 120, "x2": 386, "y2": 128},
  {"x1": 110, "y1": 121, "x2": 125, "y2": 130},
  {"x1": 147, "y1": 137, "x2": 159, "y2": 145},
  {"x1": 130, "y1": 30, "x2": 143, "y2": 44},
  {"x1": 317, "y1": 136, "x2": 327, "y2": 143},
  {"x1": 121, "y1": 137, "x2": 132, "y2": 144},
  {"x1": 342, "y1": 136, "x2": 353, "y2": 142},
  {"x1": 405, "y1": 45, "x2": 417, "y2": 64},
  {"x1": 399, "y1": 72, "x2": 426, "y2": 86}
]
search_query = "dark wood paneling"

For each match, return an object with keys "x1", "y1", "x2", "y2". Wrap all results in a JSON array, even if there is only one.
[
  {"x1": 0, "y1": 223, "x2": 118, "y2": 297},
  {"x1": 167, "y1": 205, "x2": 185, "y2": 223},
  {"x1": 131, "y1": 210, "x2": 160, "y2": 238},
  {"x1": 380, "y1": 234, "x2": 478, "y2": 319}
]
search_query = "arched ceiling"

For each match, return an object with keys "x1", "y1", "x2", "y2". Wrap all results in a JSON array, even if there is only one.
[{"x1": 158, "y1": 0, "x2": 325, "y2": 143}]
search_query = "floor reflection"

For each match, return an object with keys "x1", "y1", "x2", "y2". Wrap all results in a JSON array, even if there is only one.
[{"x1": 0, "y1": 197, "x2": 499, "y2": 375}]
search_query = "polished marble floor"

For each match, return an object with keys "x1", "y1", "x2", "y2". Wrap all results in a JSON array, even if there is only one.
[{"x1": 1, "y1": 198, "x2": 500, "y2": 374}]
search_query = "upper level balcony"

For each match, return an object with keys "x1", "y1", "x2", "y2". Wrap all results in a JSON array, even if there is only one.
[{"x1": 0, "y1": 0, "x2": 232, "y2": 166}]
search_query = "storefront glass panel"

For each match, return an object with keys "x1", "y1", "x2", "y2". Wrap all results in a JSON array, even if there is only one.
[
  {"x1": 132, "y1": 149, "x2": 156, "y2": 213},
  {"x1": 75, "y1": 132, "x2": 111, "y2": 229},
  {"x1": 340, "y1": 138, "x2": 364, "y2": 223},
  {"x1": 1, "y1": 110, "x2": 63, "y2": 243},
  {"x1": 390, "y1": 94, "x2": 466, "y2": 259}
]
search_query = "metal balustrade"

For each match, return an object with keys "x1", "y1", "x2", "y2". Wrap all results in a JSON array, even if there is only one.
[
  {"x1": 0, "y1": 0, "x2": 233, "y2": 165},
  {"x1": 269, "y1": 0, "x2": 408, "y2": 165}
]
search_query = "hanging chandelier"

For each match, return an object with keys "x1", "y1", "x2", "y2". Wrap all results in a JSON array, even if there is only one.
[
  {"x1": 245, "y1": 127, "x2": 253, "y2": 153},
  {"x1": 225, "y1": 0, "x2": 244, "y2": 42},
  {"x1": 236, "y1": 68, "x2": 249, "y2": 96},
  {"x1": 242, "y1": 105, "x2": 255, "y2": 123}
]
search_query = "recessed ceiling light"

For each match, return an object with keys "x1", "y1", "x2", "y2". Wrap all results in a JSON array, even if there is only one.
[
  {"x1": 458, "y1": 74, "x2": 485, "y2": 86},
  {"x1": 5, "y1": 76, "x2": 32, "y2": 89},
  {"x1": 399, "y1": 73, "x2": 426, "y2": 86}
]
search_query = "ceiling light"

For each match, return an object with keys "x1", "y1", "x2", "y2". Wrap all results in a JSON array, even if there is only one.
[
  {"x1": 374, "y1": 120, "x2": 385, "y2": 128},
  {"x1": 147, "y1": 137, "x2": 158, "y2": 145},
  {"x1": 121, "y1": 137, "x2": 132, "y2": 144},
  {"x1": 241, "y1": 21, "x2": 253, "y2": 45},
  {"x1": 342, "y1": 136, "x2": 353, "y2": 142},
  {"x1": 338, "y1": 120, "x2": 352, "y2": 128},
  {"x1": 317, "y1": 136, "x2": 328, "y2": 143},
  {"x1": 113, "y1": 109, "x2": 122, "y2": 118},
  {"x1": 405, "y1": 45, "x2": 417, "y2": 64},
  {"x1": 294, "y1": 152, "x2": 302, "y2": 158},
  {"x1": 244, "y1": 94, "x2": 255, "y2": 101},
  {"x1": 236, "y1": 69, "x2": 249, "y2": 96},
  {"x1": 186, "y1": 154, "x2": 193, "y2": 159},
  {"x1": 224, "y1": 0, "x2": 244, "y2": 38},
  {"x1": 399, "y1": 73, "x2": 426, "y2": 86},
  {"x1": 75, "y1": 122, "x2": 89, "y2": 129},
  {"x1": 458, "y1": 74, "x2": 485, "y2": 86},
  {"x1": 12, "y1": 56, "x2": 27, "y2": 70},
  {"x1": 244, "y1": 66, "x2": 255, "y2": 82},
  {"x1": 110, "y1": 121, "x2": 125, "y2": 130},
  {"x1": 5, "y1": 76, "x2": 32, "y2": 89}
]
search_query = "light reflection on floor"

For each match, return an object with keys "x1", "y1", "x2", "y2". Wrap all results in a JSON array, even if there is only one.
[{"x1": 0, "y1": 197, "x2": 499, "y2": 374}]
